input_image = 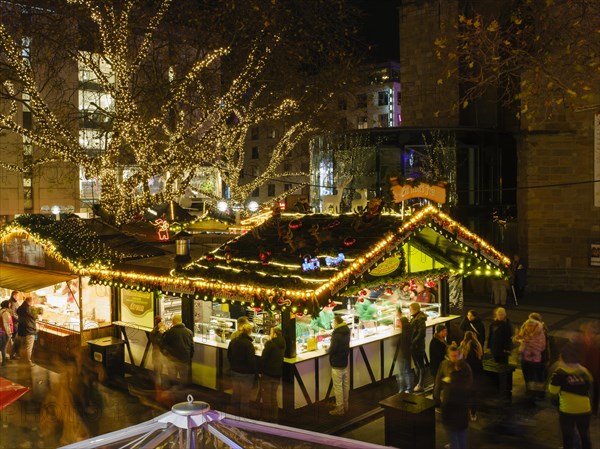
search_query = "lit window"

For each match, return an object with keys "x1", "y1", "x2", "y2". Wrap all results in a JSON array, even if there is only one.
[
  {"x1": 378, "y1": 114, "x2": 388, "y2": 128},
  {"x1": 378, "y1": 91, "x2": 389, "y2": 106},
  {"x1": 357, "y1": 117, "x2": 368, "y2": 129}
]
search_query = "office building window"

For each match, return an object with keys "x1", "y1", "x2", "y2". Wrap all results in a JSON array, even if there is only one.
[
  {"x1": 268, "y1": 184, "x2": 276, "y2": 197},
  {"x1": 378, "y1": 91, "x2": 389, "y2": 106},
  {"x1": 251, "y1": 126, "x2": 259, "y2": 140},
  {"x1": 251, "y1": 146, "x2": 259, "y2": 159},
  {"x1": 357, "y1": 116, "x2": 368, "y2": 129},
  {"x1": 284, "y1": 183, "x2": 292, "y2": 191},
  {"x1": 266, "y1": 127, "x2": 276, "y2": 139},
  {"x1": 378, "y1": 114, "x2": 389, "y2": 128}
]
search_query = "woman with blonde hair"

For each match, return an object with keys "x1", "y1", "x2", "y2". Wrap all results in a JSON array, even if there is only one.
[
  {"x1": 460, "y1": 330, "x2": 484, "y2": 421},
  {"x1": 515, "y1": 318, "x2": 546, "y2": 401}
]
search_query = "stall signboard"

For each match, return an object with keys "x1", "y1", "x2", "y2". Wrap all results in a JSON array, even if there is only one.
[
  {"x1": 120, "y1": 289, "x2": 154, "y2": 329},
  {"x1": 390, "y1": 181, "x2": 447, "y2": 204}
]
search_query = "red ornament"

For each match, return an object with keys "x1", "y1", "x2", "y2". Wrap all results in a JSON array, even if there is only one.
[
  {"x1": 359, "y1": 289, "x2": 367, "y2": 297},
  {"x1": 385, "y1": 288, "x2": 393, "y2": 295},
  {"x1": 289, "y1": 219, "x2": 303, "y2": 230},
  {"x1": 206, "y1": 254, "x2": 216, "y2": 262},
  {"x1": 328, "y1": 220, "x2": 341, "y2": 230},
  {"x1": 343, "y1": 237, "x2": 357, "y2": 247}
]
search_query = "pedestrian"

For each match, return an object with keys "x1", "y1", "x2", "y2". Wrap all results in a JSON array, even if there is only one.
[
  {"x1": 160, "y1": 314, "x2": 194, "y2": 386},
  {"x1": 8, "y1": 291, "x2": 20, "y2": 359},
  {"x1": 487, "y1": 307, "x2": 513, "y2": 364},
  {"x1": 409, "y1": 302, "x2": 428, "y2": 392},
  {"x1": 16, "y1": 295, "x2": 38, "y2": 366},
  {"x1": 514, "y1": 318, "x2": 547, "y2": 403},
  {"x1": 259, "y1": 327, "x2": 286, "y2": 422},
  {"x1": 395, "y1": 312, "x2": 413, "y2": 393},
  {"x1": 459, "y1": 310, "x2": 486, "y2": 345},
  {"x1": 578, "y1": 321, "x2": 600, "y2": 416},
  {"x1": 459, "y1": 330, "x2": 484, "y2": 421},
  {"x1": 429, "y1": 324, "x2": 448, "y2": 381},
  {"x1": 149, "y1": 315, "x2": 166, "y2": 386},
  {"x1": 511, "y1": 254, "x2": 527, "y2": 301},
  {"x1": 548, "y1": 341, "x2": 593, "y2": 449},
  {"x1": 328, "y1": 315, "x2": 350, "y2": 415},
  {"x1": 227, "y1": 322, "x2": 257, "y2": 417},
  {"x1": 434, "y1": 344, "x2": 473, "y2": 449},
  {"x1": 0, "y1": 300, "x2": 14, "y2": 366}
]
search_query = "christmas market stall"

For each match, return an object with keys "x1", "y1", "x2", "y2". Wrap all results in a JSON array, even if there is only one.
[
  {"x1": 88, "y1": 204, "x2": 510, "y2": 411},
  {"x1": 0, "y1": 214, "x2": 166, "y2": 360}
]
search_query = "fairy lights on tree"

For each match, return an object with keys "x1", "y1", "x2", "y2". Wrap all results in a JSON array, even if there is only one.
[{"x1": 0, "y1": 0, "x2": 359, "y2": 224}]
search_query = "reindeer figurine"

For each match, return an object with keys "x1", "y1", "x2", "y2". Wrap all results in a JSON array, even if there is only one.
[
  {"x1": 321, "y1": 176, "x2": 352, "y2": 214},
  {"x1": 351, "y1": 188, "x2": 368, "y2": 213}
]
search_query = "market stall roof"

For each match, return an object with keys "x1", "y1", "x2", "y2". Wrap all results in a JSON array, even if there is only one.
[
  {"x1": 166, "y1": 206, "x2": 511, "y2": 309},
  {"x1": 0, "y1": 215, "x2": 167, "y2": 274},
  {"x1": 0, "y1": 262, "x2": 76, "y2": 292}
]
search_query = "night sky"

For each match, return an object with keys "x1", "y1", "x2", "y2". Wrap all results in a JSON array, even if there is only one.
[{"x1": 356, "y1": 0, "x2": 400, "y2": 62}]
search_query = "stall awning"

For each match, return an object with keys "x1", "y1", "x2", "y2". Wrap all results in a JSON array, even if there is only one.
[{"x1": 0, "y1": 262, "x2": 76, "y2": 292}]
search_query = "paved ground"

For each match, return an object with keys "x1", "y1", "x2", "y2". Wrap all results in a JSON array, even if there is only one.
[{"x1": 0, "y1": 289, "x2": 598, "y2": 448}]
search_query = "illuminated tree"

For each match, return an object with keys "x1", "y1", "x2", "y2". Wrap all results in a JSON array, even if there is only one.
[
  {"x1": 435, "y1": 0, "x2": 599, "y2": 120},
  {"x1": 0, "y1": 0, "x2": 360, "y2": 224}
]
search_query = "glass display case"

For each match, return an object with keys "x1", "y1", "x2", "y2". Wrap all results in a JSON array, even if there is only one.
[
  {"x1": 195, "y1": 317, "x2": 237, "y2": 343},
  {"x1": 1, "y1": 276, "x2": 112, "y2": 332},
  {"x1": 158, "y1": 294, "x2": 182, "y2": 328}
]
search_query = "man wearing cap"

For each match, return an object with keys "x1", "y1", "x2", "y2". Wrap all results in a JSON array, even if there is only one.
[
  {"x1": 430, "y1": 324, "x2": 448, "y2": 381},
  {"x1": 161, "y1": 314, "x2": 194, "y2": 386}
]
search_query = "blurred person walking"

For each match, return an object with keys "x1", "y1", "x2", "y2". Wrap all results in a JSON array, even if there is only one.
[
  {"x1": 259, "y1": 327, "x2": 286, "y2": 422},
  {"x1": 160, "y1": 314, "x2": 194, "y2": 386},
  {"x1": 548, "y1": 342, "x2": 593, "y2": 449},
  {"x1": 149, "y1": 315, "x2": 166, "y2": 386},
  {"x1": 409, "y1": 302, "x2": 428, "y2": 392},
  {"x1": 328, "y1": 315, "x2": 351, "y2": 415},
  {"x1": 0, "y1": 300, "x2": 14, "y2": 366},
  {"x1": 228, "y1": 323, "x2": 257, "y2": 417},
  {"x1": 395, "y1": 313, "x2": 413, "y2": 393},
  {"x1": 8, "y1": 291, "x2": 20, "y2": 359},
  {"x1": 460, "y1": 331, "x2": 484, "y2": 421},
  {"x1": 579, "y1": 321, "x2": 600, "y2": 415},
  {"x1": 434, "y1": 344, "x2": 473, "y2": 449}
]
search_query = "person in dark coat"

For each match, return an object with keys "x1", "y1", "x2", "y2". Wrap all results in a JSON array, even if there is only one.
[
  {"x1": 487, "y1": 307, "x2": 514, "y2": 364},
  {"x1": 16, "y1": 296, "x2": 38, "y2": 366},
  {"x1": 460, "y1": 309, "x2": 486, "y2": 345},
  {"x1": 395, "y1": 314, "x2": 413, "y2": 393},
  {"x1": 259, "y1": 327, "x2": 286, "y2": 422},
  {"x1": 434, "y1": 344, "x2": 473, "y2": 449},
  {"x1": 227, "y1": 323, "x2": 257, "y2": 417},
  {"x1": 460, "y1": 330, "x2": 484, "y2": 421},
  {"x1": 429, "y1": 324, "x2": 448, "y2": 380},
  {"x1": 160, "y1": 314, "x2": 194, "y2": 386},
  {"x1": 328, "y1": 315, "x2": 351, "y2": 415},
  {"x1": 409, "y1": 302, "x2": 428, "y2": 392}
]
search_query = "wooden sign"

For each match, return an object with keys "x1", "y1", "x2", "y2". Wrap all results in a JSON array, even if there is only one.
[{"x1": 390, "y1": 181, "x2": 447, "y2": 204}]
